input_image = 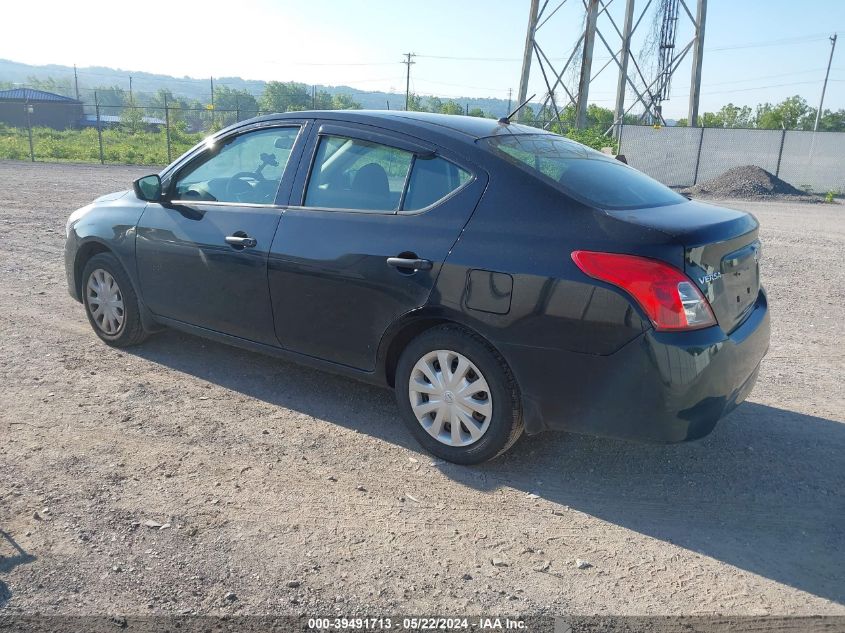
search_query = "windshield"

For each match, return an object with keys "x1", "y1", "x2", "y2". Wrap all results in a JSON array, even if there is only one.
[{"x1": 482, "y1": 134, "x2": 685, "y2": 210}]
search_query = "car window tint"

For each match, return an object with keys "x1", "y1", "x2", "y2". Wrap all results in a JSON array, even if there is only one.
[
  {"x1": 304, "y1": 135, "x2": 413, "y2": 211},
  {"x1": 484, "y1": 134, "x2": 685, "y2": 210},
  {"x1": 174, "y1": 127, "x2": 299, "y2": 204},
  {"x1": 402, "y1": 156, "x2": 471, "y2": 211}
]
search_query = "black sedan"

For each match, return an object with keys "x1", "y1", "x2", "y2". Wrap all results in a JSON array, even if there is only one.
[{"x1": 65, "y1": 111, "x2": 770, "y2": 464}]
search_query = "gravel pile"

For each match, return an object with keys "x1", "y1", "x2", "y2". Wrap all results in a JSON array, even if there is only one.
[{"x1": 682, "y1": 165, "x2": 814, "y2": 200}]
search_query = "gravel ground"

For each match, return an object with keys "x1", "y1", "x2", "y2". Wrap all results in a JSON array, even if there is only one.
[
  {"x1": 681, "y1": 165, "x2": 820, "y2": 201},
  {"x1": 1, "y1": 161, "x2": 843, "y2": 619}
]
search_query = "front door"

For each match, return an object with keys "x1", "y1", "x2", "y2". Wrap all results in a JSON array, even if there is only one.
[
  {"x1": 268, "y1": 122, "x2": 486, "y2": 370},
  {"x1": 136, "y1": 123, "x2": 305, "y2": 345}
]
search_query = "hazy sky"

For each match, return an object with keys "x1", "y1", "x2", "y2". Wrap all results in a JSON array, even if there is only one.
[{"x1": 1, "y1": 0, "x2": 843, "y2": 118}]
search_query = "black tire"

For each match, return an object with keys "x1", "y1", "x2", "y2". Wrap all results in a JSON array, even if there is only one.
[
  {"x1": 81, "y1": 252, "x2": 149, "y2": 347},
  {"x1": 395, "y1": 325, "x2": 524, "y2": 464}
]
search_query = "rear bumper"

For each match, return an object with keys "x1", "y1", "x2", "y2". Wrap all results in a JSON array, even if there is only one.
[{"x1": 501, "y1": 289, "x2": 770, "y2": 442}]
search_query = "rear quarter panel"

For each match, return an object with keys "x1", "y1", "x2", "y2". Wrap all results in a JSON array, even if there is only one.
[{"x1": 433, "y1": 167, "x2": 681, "y2": 356}]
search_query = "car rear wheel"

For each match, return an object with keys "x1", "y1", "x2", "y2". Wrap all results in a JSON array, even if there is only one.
[
  {"x1": 81, "y1": 253, "x2": 148, "y2": 347},
  {"x1": 395, "y1": 325, "x2": 523, "y2": 464}
]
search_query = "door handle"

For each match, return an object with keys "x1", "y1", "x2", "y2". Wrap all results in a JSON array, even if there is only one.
[
  {"x1": 225, "y1": 235, "x2": 257, "y2": 248},
  {"x1": 386, "y1": 256, "x2": 433, "y2": 271}
]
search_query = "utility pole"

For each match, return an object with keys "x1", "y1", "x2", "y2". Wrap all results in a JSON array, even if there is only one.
[
  {"x1": 402, "y1": 53, "x2": 415, "y2": 110},
  {"x1": 164, "y1": 92, "x2": 172, "y2": 163},
  {"x1": 687, "y1": 0, "x2": 707, "y2": 126},
  {"x1": 575, "y1": 0, "x2": 600, "y2": 129},
  {"x1": 73, "y1": 64, "x2": 80, "y2": 100},
  {"x1": 94, "y1": 91, "x2": 104, "y2": 165},
  {"x1": 312, "y1": 85, "x2": 316, "y2": 109},
  {"x1": 507, "y1": 87, "x2": 513, "y2": 113},
  {"x1": 129, "y1": 75, "x2": 133, "y2": 102},
  {"x1": 814, "y1": 33, "x2": 838, "y2": 132},
  {"x1": 517, "y1": 0, "x2": 540, "y2": 121},
  {"x1": 613, "y1": 0, "x2": 635, "y2": 138},
  {"x1": 210, "y1": 76, "x2": 215, "y2": 128},
  {"x1": 25, "y1": 99, "x2": 34, "y2": 162}
]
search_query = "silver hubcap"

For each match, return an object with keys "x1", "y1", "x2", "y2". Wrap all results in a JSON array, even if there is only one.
[
  {"x1": 408, "y1": 349, "x2": 492, "y2": 447},
  {"x1": 86, "y1": 268, "x2": 124, "y2": 335}
]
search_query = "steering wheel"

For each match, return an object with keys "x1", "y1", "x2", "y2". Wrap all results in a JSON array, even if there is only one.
[{"x1": 226, "y1": 172, "x2": 260, "y2": 202}]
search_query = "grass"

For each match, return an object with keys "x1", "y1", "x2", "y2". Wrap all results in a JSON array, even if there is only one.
[{"x1": 0, "y1": 124, "x2": 205, "y2": 166}]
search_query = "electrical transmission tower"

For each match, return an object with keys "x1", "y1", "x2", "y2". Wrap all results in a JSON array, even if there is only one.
[
  {"x1": 516, "y1": 0, "x2": 707, "y2": 134},
  {"x1": 649, "y1": 0, "x2": 681, "y2": 123}
]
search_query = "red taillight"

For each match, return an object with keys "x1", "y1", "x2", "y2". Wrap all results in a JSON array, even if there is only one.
[{"x1": 571, "y1": 250, "x2": 717, "y2": 331}]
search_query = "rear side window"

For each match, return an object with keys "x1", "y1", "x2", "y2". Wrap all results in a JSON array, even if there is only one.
[
  {"x1": 303, "y1": 134, "x2": 472, "y2": 213},
  {"x1": 403, "y1": 156, "x2": 471, "y2": 211},
  {"x1": 304, "y1": 135, "x2": 413, "y2": 211},
  {"x1": 483, "y1": 134, "x2": 684, "y2": 210}
]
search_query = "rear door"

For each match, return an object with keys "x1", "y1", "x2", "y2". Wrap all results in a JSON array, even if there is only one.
[
  {"x1": 136, "y1": 122, "x2": 307, "y2": 345},
  {"x1": 268, "y1": 121, "x2": 487, "y2": 370}
]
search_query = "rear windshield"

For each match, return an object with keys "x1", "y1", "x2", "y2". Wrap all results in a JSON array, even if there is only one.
[{"x1": 482, "y1": 134, "x2": 685, "y2": 210}]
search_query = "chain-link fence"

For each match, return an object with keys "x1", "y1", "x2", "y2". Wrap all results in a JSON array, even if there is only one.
[
  {"x1": 3, "y1": 103, "x2": 844, "y2": 193},
  {"x1": 0, "y1": 102, "x2": 289, "y2": 166},
  {"x1": 618, "y1": 124, "x2": 845, "y2": 194}
]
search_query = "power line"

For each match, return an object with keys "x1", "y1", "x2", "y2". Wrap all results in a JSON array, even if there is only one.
[
  {"x1": 698, "y1": 79, "x2": 836, "y2": 96},
  {"x1": 413, "y1": 76, "x2": 511, "y2": 93},
  {"x1": 701, "y1": 67, "x2": 834, "y2": 87},
  {"x1": 706, "y1": 33, "x2": 833, "y2": 52}
]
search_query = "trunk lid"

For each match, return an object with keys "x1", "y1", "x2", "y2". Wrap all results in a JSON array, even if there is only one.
[{"x1": 605, "y1": 200, "x2": 761, "y2": 333}]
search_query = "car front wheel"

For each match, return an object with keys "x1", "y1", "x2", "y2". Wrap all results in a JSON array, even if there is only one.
[
  {"x1": 395, "y1": 325, "x2": 524, "y2": 464},
  {"x1": 81, "y1": 252, "x2": 148, "y2": 347}
]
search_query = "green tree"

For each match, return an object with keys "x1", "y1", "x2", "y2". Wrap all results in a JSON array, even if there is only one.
[
  {"x1": 817, "y1": 108, "x2": 845, "y2": 132},
  {"x1": 314, "y1": 90, "x2": 333, "y2": 109},
  {"x1": 586, "y1": 104, "x2": 614, "y2": 130},
  {"x1": 692, "y1": 103, "x2": 754, "y2": 128},
  {"x1": 26, "y1": 76, "x2": 75, "y2": 98},
  {"x1": 91, "y1": 86, "x2": 128, "y2": 118},
  {"x1": 755, "y1": 95, "x2": 812, "y2": 130},
  {"x1": 260, "y1": 81, "x2": 310, "y2": 113},
  {"x1": 468, "y1": 107, "x2": 487, "y2": 118},
  {"x1": 426, "y1": 96, "x2": 443, "y2": 112},
  {"x1": 717, "y1": 103, "x2": 753, "y2": 128},
  {"x1": 405, "y1": 93, "x2": 426, "y2": 112},
  {"x1": 213, "y1": 85, "x2": 259, "y2": 123},
  {"x1": 331, "y1": 93, "x2": 362, "y2": 110},
  {"x1": 516, "y1": 104, "x2": 536, "y2": 123},
  {"x1": 120, "y1": 99, "x2": 145, "y2": 134},
  {"x1": 700, "y1": 111, "x2": 723, "y2": 127},
  {"x1": 439, "y1": 100, "x2": 464, "y2": 115}
]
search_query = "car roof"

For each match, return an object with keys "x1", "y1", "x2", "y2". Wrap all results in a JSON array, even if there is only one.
[{"x1": 257, "y1": 109, "x2": 551, "y2": 141}]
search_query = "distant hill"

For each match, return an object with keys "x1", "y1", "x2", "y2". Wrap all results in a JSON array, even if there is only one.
[{"x1": 0, "y1": 58, "x2": 515, "y2": 116}]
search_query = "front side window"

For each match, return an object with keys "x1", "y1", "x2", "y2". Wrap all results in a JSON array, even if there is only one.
[
  {"x1": 483, "y1": 134, "x2": 685, "y2": 210},
  {"x1": 173, "y1": 126, "x2": 300, "y2": 204},
  {"x1": 304, "y1": 135, "x2": 413, "y2": 211}
]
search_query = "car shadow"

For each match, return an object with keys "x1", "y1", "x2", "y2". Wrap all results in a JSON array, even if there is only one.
[
  {"x1": 0, "y1": 530, "x2": 37, "y2": 608},
  {"x1": 130, "y1": 330, "x2": 845, "y2": 606}
]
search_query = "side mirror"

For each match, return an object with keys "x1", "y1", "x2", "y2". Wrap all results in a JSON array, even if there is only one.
[{"x1": 133, "y1": 174, "x2": 162, "y2": 202}]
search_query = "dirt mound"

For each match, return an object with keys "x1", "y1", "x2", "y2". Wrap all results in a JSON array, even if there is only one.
[{"x1": 682, "y1": 165, "x2": 811, "y2": 199}]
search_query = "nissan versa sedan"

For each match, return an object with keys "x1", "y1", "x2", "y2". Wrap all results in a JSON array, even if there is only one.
[{"x1": 65, "y1": 111, "x2": 770, "y2": 464}]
